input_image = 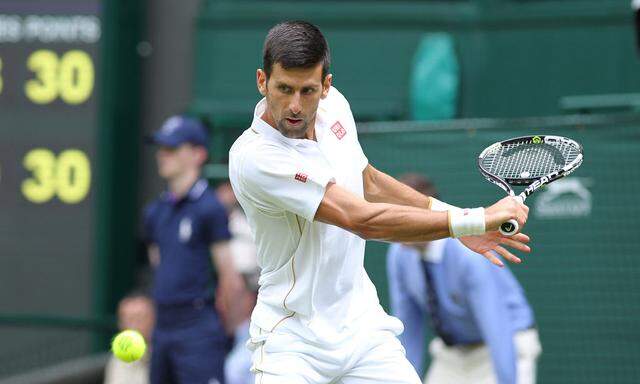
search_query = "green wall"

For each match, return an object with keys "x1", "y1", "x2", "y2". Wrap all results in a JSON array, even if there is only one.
[{"x1": 191, "y1": 0, "x2": 640, "y2": 132}]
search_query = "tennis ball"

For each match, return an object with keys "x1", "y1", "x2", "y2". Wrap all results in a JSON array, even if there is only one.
[{"x1": 111, "y1": 329, "x2": 146, "y2": 362}]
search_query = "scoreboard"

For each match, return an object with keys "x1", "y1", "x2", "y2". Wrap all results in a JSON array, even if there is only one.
[
  {"x1": 0, "y1": 0, "x2": 143, "y2": 370},
  {"x1": 0, "y1": 0, "x2": 143, "y2": 371},
  {"x1": 0, "y1": 1, "x2": 100, "y2": 320}
]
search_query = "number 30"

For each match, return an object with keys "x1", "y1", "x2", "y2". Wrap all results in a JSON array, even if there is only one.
[
  {"x1": 21, "y1": 148, "x2": 91, "y2": 204},
  {"x1": 25, "y1": 50, "x2": 94, "y2": 105}
]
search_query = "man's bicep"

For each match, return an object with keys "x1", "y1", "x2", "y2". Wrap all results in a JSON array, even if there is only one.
[
  {"x1": 362, "y1": 164, "x2": 382, "y2": 201},
  {"x1": 314, "y1": 182, "x2": 369, "y2": 231}
]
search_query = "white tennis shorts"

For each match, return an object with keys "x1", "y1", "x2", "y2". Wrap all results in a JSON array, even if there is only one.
[{"x1": 248, "y1": 323, "x2": 421, "y2": 384}]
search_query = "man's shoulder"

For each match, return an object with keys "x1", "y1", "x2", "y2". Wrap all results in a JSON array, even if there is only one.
[
  {"x1": 230, "y1": 128, "x2": 285, "y2": 160},
  {"x1": 143, "y1": 196, "x2": 163, "y2": 215},
  {"x1": 321, "y1": 86, "x2": 351, "y2": 113}
]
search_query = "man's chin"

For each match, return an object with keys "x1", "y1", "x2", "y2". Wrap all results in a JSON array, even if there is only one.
[
  {"x1": 277, "y1": 122, "x2": 308, "y2": 139},
  {"x1": 158, "y1": 168, "x2": 175, "y2": 179}
]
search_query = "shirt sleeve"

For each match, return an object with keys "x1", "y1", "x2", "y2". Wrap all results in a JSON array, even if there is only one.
[
  {"x1": 204, "y1": 200, "x2": 232, "y2": 244},
  {"x1": 464, "y1": 251, "x2": 517, "y2": 384},
  {"x1": 352, "y1": 124, "x2": 369, "y2": 172},
  {"x1": 239, "y1": 143, "x2": 334, "y2": 221},
  {"x1": 387, "y1": 243, "x2": 425, "y2": 375}
]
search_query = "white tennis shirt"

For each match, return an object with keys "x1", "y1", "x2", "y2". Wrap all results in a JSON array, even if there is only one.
[{"x1": 229, "y1": 87, "x2": 401, "y2": 343}]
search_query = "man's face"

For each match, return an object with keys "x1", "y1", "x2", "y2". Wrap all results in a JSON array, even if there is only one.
[
  {"x1": 156, "y1": 143, "x2": 203, "y2": 179},
  {"x1": 118, "y1": 297, "x2": 155, "y2": 341},
  {"x1": 257, "y1": 62, "x2": 332, "y2": 139}
]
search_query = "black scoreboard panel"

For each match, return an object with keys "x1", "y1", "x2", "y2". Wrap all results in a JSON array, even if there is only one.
[{"x1": 0, "y1": 0, "x2": 100, "y2": 363}]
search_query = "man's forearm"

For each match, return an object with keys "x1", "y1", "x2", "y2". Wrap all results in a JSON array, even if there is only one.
[
  {"x1": 316, "y1": 186, "x2": 451, "y2": 242},
  {"x1": 356, "y1": 203, "x2": 451, "y2": 241}
]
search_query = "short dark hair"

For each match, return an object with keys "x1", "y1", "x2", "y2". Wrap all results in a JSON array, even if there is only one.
[{"x1": 263, "y1": 21, "x2": 331, "y2": 80}]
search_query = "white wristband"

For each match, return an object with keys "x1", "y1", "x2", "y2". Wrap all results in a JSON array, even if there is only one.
[
  {"x1": 449, "y1": 207, "x2": 486, "y2": 238},
  {"x1": 429, "y1": 197, "x2": 458, "y2": 212}
]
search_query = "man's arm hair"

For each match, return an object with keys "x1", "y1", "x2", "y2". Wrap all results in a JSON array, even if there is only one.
[
  {"x1": 363, "y1": 164, "x2": 433, "y2": 208},
  {"x1": 314, "y1": 182, "x2": 450, "y2": 242}
]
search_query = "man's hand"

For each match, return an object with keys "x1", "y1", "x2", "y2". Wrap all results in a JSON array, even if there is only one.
[
  {"x1": 484, "y1": 196, "x2": 529, "y2": 233},
  {"x1": 460, "y1": 232, "x2": 531, "y2": 267},
  {"x1": 215, "y1": 274, "x2": 246, "y2": 334}
]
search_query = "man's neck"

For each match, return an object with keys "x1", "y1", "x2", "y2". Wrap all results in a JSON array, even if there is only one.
[{"x1": 168, "y1": 170, "x2": 200, "y2": 199}]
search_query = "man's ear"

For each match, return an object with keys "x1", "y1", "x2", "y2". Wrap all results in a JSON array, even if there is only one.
[
  {"x1": 195, "y1": 146, "x2": 209, "y2": 167},
  {"x1": 257, "y1": 69, "x2": 267, "y2": 96},
  {"x1": 321, "y1": 74, "x2": 333, "y2": 99}
]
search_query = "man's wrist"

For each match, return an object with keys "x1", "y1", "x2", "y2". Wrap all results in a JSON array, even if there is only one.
[
  {"x1": 448, "y1": 207, "x2": 486, "y2": 238},
  {"x1": 429, "y1": 197, "x2": 457, "y2": 212},
  {"x1": 428, "y1": 198, "x2": 485, "y2": 237}
]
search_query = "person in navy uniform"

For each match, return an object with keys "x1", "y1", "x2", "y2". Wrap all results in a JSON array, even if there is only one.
[{"x1": 144, "y1": 115, "x2": 244, "y2": 384}]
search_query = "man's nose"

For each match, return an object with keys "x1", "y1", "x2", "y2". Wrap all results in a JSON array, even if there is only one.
[{"x1": 289, "y1": 93, "x2": 302, "y2": 115}]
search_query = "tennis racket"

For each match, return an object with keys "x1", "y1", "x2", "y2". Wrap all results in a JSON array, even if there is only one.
[{"x1": 478, "y1": 135, "x2": 583, "y2": 236}]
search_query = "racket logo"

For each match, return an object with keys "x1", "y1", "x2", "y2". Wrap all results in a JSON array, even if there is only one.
[
  {"x1": 532, "y1": 136, "x2": 542, "y2": 144},
  {"x1": 503, "y1": 222, "x2": 515, "y2": 232}
]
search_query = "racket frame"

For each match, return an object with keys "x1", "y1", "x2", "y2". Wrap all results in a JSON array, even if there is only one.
[{"x1": 477, "y1": 135, "x2": 583, "y2": 234}]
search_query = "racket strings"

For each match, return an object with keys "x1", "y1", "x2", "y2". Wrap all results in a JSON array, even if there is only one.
[{"x1": 482, "y1": 141, "x2": 579, "y2": 180}]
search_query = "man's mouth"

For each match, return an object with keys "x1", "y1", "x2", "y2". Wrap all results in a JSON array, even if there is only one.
[{"x1": 285, "y1": 118, "x2": 303, "y2": 126}]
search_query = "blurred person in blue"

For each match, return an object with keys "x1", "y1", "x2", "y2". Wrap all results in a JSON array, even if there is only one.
[
  {"x1": 216, "y1": 181, "x2": 259, "y2": 384},
  {"x1": 144, "y1": 115, "x2": 244, "y2": 384},
  {"x1": 387, "y1": 173, "x2": 541, "y2": 384},
  {"x1": 223, "y1": 270, "x2": 259, "y2": 384}
]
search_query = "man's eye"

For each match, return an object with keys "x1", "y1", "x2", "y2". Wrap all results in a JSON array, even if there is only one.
[
  {"x1": 279, "y1": 85, "x2": 292, "y2": 93},
  {"x1": 302, "y1": 88, "x2": 316, "y2": 95}
]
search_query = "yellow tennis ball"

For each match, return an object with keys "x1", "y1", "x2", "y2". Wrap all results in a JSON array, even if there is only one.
[{"x1": 111, "y1": 329, "x2": 146, "y2": 363}]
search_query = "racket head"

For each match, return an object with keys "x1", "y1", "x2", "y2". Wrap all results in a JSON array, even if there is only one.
[{"x1": 478, "y1": 135, "x2": 583, "y2": 189}]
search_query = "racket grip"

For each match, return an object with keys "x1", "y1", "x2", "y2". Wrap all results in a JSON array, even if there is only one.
[{"x1": 499, "y1": 219, "x2": 519, "y2": 236}]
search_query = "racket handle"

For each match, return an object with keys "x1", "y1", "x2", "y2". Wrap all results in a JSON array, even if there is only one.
[{"x1": 499, "y1": 219, "x2": 519, "y2": 236}]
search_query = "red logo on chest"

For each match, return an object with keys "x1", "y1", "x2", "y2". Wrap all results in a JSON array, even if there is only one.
[
  {"x1": 330, "y1": 121, "x2": 347, "y2": 140},
  {"x1": 295, "y1": 173, "x2": 308, "y2": 183}
]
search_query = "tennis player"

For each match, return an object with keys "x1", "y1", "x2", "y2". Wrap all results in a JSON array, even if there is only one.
[{"x1": 228, "y1": 21, "x2": 531, "y2": 384}]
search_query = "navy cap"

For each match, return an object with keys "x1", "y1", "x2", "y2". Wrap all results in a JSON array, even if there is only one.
[{"x1": 151, "y1": 115, "x2": 209, "y2": 148}]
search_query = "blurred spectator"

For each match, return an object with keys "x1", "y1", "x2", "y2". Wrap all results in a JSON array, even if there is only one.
[
  {"x1": 223, "y1": 270, "x2": 259, "y2": 384},
  {"x1": 104, "y1": 293, "x2": 154, "y2": 384},
  {"x1": 387, "y1": 173, "x2": 541, "y2": 384},
  {"x1": 217, "y1": 181, "x2": 259, "y2": 384},
  {"x1": 144, "y1": 116, "x2": 244, "y2": 384}
]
